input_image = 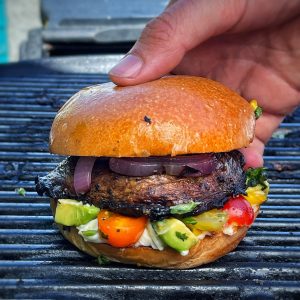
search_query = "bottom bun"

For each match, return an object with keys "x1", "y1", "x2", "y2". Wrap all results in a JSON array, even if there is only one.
[{"x1": 50, "y1": 199, "x2": 251, "y2": 269}]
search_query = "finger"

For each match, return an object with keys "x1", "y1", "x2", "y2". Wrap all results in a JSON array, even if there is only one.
[
  {"x1": 109, "y1": 0, "x2": 247, "y2": 86},
  {"x1": 239, "y1": 138, "x2": 265, "y2": 169},
  {"x1": 254, "y1": 113, "x2": 284, "y2": 144},
  {"x1": 240, "y1": 110, "x2": 284, "y2": 168}
]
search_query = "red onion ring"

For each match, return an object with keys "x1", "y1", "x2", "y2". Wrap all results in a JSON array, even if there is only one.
[
  {"x1": 109, "y1": 158, "x2": 164, "y2": 177},
  {"x1": 74, "y1": 157, "x2": 96, "y2": 195},
  {"x1": 109, "y1": 154, "x2": 216, "y2": 177}
]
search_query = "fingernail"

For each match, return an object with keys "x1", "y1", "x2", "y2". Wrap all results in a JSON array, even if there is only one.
[{"x1": 109, "y1": 54, "x2": 143, "y2": 78}]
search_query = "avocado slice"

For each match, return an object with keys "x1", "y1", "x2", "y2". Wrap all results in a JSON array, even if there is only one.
[
  {"x1": 153, "y1": 218, "x2": 198, "y2": 253},
  {"x1": 55, "y1": 199, "x2": 100, "y2": 226}
]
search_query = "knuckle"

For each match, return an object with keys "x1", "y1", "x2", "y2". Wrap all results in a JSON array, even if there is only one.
[{"x1": 140, "y1": 11, "x2": 177, "y2": 46}]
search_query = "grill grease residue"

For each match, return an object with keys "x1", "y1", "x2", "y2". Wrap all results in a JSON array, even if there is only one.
[{"x1": 0, "y1": 74, "x2": 299, "y2": 299}]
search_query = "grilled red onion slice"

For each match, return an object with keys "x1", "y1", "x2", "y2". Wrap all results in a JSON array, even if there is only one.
[
  {"x1": 184, "y1": 158, "x2": 217, "y2": 176},
  {"x1": 109, "y1": 154, "x2": 216, "y2": 177},
  {"x1": 109, "y1": 158, "x2": 164, "y2": 177},
  {"x1": 163, "y1": 164, "x2": 185, "y2": 176},
  {"x1": 74, "y1": 157, "x2": 96, "y2": 195}
]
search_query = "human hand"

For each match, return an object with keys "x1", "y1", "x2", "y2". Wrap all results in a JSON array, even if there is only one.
[{"x1": 109, "y1": 0, "x2": 300, "y2": 167}]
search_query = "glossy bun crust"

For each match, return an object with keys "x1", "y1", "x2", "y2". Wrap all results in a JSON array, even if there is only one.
[
  {"x1": 51, "y1": 199, "x2": 252, "y2": 269},
  {"x1": 50, "y1": 76, "x2": 255, "y2": 157}
]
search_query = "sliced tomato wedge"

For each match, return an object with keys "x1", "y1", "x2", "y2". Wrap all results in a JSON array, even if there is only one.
[
  {"x1": 97, "y1": 210, "x2": 147, "y2": 247},
  {"x1": 223, "y1": 196, "x2": 254, "y2": 226}
]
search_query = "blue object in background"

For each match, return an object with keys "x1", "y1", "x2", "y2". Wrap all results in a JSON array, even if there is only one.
[{"x1": 0, "y1": 0, "x2": 8, "y2": 63}]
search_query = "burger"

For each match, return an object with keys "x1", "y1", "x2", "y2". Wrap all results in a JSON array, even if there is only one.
[{"x1": 35, "y1": 75, "x2": 269, "y2": 269}]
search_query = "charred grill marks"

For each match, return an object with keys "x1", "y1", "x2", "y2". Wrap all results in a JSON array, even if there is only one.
[{"x1": 35, "y1": 151, "x2": 246, "y2": 219}]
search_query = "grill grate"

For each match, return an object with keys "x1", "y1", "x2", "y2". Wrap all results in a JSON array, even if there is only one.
[{"x1": 0, "y1": 72, "x2": 299, "y2": 299}]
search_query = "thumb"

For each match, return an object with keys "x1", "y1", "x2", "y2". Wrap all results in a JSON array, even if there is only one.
[{"x1": 109, "y1": 0, "x2": 246, "y2": 86}]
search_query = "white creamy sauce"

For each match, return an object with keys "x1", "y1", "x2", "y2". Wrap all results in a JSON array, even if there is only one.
[
  {"x1": 196, "y1": 231, "x2": 211, "y2": 240},
  {"x1": 134, "y1": 227, "x2": 160, "y2": 250},
  {"x1": 222, "y1": 225, "x2": 237, "y2": 236},
  {"x1": 77, "y1": 219, "x2": 107, "y2": 243},
  {"x1": 180, "y1": 250, "x2": 189, "y2": 256}
]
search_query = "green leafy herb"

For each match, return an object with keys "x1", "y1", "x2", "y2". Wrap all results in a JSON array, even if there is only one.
[
  {"x1": 15, "y1": 187, "x2": 26, "y2": 196},
  {"x1": 182, "y1": 217, "x2": 197, "y2": 225},
  {"x1": 82, "y1": 230, "x2": 98, "y2": 237},
  {"x1": 97, "y1": 255, "x2": 110, "y2": 265},
  {"x1": 175, "y1": 231, "x2": 188, "y2": 241},
  {"x1": 246, "y1": 167, "x2": 268, "y2": 190},
  {"x1": 254, "y1": 106, "x2": 263, "y2": 119},
  {"x1": 170, "y1": 201, "x2": 198, "y2": 215}
]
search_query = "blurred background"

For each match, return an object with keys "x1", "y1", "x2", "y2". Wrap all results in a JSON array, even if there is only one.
[{"x1": 1, "y1": 0, "x2": 167, "y2": 63}]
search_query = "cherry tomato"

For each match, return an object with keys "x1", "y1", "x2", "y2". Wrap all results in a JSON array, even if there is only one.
[
  {"x1": 223, "y1": 196, "x2": 254, "y2": 226},
  {"x1": 97, "y1": 210, "x2": 147, "y2": 247}
]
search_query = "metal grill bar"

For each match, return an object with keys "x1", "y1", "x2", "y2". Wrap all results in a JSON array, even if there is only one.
[{"x1": 0, "y1": 73, "x2": 299, "y2": 299}]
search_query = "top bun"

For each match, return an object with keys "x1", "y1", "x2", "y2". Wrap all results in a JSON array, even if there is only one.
[{"x1": 50, "y1": 76, "x2": 255, "y2": 157}]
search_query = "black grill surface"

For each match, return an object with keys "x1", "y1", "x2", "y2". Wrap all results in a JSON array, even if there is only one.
[{"x1": 0, "y1": 70, "x2": 300, "y2": 299}]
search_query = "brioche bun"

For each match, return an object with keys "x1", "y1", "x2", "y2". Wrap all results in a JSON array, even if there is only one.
[
  {"x1": 50, "y1": 76, "x2": 255, "y2": 157},
  {"x1": 51, "y1": 199, "x2": 252, "y2": 269}
]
